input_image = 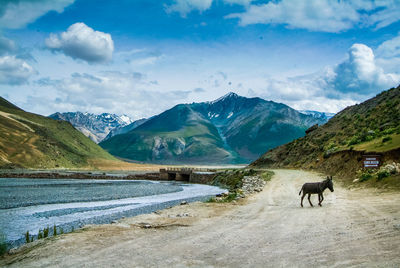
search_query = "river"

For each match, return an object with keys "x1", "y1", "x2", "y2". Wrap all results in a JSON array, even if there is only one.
[{"x1": 0, "y1": 178, "x2": 225, "y2": 248}]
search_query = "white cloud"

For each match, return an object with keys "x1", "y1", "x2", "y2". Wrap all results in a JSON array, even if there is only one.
[
  {"x1": 0, "y1": 55, "x2": 36, "y2": 85},
  {"x1": 329, "y1": 44, "x2": 399, "y2": 94},
  {"x1": 46, "y1": 22, "x2": 114, "y2": 63},
  {"x1": 165, "y1": 0, "x2": 213, "y2": 17},
  {"x1": 376, "y1": 33, "x2": 400, "y2": 59},
  {"x1": 226, "y1": 0, "x2": 400, "y2": 33},
  {"x1": 0, "y1": 0, "x2": 75, "y2": 29},
  {"x1": 247, "y1": 42, "x2": 400, "y2": 113},
  {"x1": 165, "y1": 0, "x2": 252, "y2": 16}
]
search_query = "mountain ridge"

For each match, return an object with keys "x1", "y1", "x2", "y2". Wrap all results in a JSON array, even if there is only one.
[
  {"x1": 49, "y1": 112, "x2": 133, "y2": 143},
  {"x1": 100, "y1": 93, "x2": 327, "y2": 164}
]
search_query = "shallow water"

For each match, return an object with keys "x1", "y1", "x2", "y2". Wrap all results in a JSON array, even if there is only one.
[{"x1": 0, "y1": 178, "x2": 225, "y2": 247}]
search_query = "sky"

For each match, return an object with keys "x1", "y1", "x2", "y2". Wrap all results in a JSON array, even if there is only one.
[{"x1": 0, "y1": 0, "x2": 400, "y2": 119}]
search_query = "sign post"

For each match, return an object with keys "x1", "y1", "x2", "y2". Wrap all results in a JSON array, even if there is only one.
[{"x1": 363, "y1": 155, "x2": 381, "y2": 168}]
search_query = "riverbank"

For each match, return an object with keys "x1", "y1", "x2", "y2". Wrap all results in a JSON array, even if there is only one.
[
  {"x1": 0, "y1": 178, "x2": 226, "y2": 249},
  {"x1": 2, "y1": 169, "x2": 400, "y2": 267}
]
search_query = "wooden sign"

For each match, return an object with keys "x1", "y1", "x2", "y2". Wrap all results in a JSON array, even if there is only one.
[{"x1": 363, "y1": 155, "x2": 381, "y2": 168}]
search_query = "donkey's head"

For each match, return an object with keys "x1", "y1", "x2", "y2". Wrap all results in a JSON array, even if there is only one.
[{"x1": 326, "y1": 175, "x2": 334, "y2": 192}]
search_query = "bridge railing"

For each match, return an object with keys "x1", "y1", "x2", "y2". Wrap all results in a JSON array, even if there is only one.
[{"x1": 161, "y1": 167, "x2": 216, "y2": 173}]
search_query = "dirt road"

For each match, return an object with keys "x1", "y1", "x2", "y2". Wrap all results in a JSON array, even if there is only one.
[{"x1": 2, "y1": 169, "x2": 400, "y2": 267}]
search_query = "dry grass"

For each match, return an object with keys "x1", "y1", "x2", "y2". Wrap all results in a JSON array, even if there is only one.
[{"x1": 86, "y1": 158, "x2": 166, "y2": 171}]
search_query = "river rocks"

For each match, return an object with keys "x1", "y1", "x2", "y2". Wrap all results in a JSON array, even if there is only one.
[
  {"x1": 241, "y1": 176, "x2": 266, "y2": 196},
  {"x1": 180, "y1": 201, "x2": 188, "y2": 205}
]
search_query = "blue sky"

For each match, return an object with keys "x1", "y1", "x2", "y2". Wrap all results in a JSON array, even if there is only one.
[{"x1": 0, "y1": 0, "x2": 400, "y2": 119}]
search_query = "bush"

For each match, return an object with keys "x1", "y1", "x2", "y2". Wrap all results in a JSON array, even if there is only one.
[
  {"x1": 53, "y1": 224, "x2": 57, "y2": 236},
  {"x1": 359, "y1": 172, "x2": 373, "y2": 182},
  {"x1": 382, "y1": 136, "x2": 392, "y2": 143},
  {"x1": 377, "y1": 170, "x2": 390, "y2": 181},
  {"x1": 358, "y1": 169, "x2": 374, "y2": 182},
  {"x1": 0, "y1": 232, "x2": 7, "y2": 256},
  {"x1": 25, "y1": 231, "x2": 30, "y2": 243},
  {"x1": 38, "y1": 229, "x2": 43, "y2": 239},
  {"x1": 43, "y1": 227, "x2": 49, "y2": 238}
]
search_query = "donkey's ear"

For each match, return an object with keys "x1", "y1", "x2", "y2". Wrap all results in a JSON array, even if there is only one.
[{"x1": 330, "y1": 176, "x2": 333, "y2": 180}]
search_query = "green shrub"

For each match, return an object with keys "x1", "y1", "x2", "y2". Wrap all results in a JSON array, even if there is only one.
[
  {"x1": 38, "y1": 229, "x2": 43, "y2": 239},
  {"x1": 206, "y1": 192, "x2": 237, "y2": 203},
  {"x1": 348, "y1": 136, "x2": 360, "y2": 146},
  {"x1": 53, "y1": 224, "x2": 57, "y2": 236},
  {"x1": 359, "y1": 170, "x2": 374, "y2": 182},
  {"x1": 43, "y1": 227, "x2": 49, "y2": 238},
  {"x1": 377, "y1": 170, "x2": 390, "y2": 181},
  {"x1": 0, "y1": 232, "x2": 7, "y2": 256},
  {"x1": 25, "y1": 231, "x2": 30, "y2": 243},
  {"x1": 382, "y1": 136, "x2": 392, "y2": 143}
]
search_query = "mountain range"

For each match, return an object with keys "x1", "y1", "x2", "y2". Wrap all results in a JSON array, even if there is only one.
[
  {"x1": 100, "y1": 93, "x2": 327, "y2": 164},
  {"x1": 49, "y1": 112, "x2": 133, "y2": 143},
  {"x1": 0, "y1": 97, "x2": 116, "y2": 169}
]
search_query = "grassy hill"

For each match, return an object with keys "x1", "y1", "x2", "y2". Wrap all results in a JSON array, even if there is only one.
[
  {"x1": 251, "y1": 85, "x2": 400, "y2": 186},
  {"x1": 0, "y1": 97, "x2": 117, "y2": 169}
]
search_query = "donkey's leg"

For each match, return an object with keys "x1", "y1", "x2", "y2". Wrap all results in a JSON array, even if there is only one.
[
  {"x1": 301, "y1": 193, "x2": 306, "y2": 207},
  {"x1": 320, "y1": 193, "x2": 324, "y2": 206},
  {"x1": 318, "y1": 193, "x2": 322, "y2": 206},
  {"x1": 308, "y1": 193, "x2": 313, "y2": 207}
]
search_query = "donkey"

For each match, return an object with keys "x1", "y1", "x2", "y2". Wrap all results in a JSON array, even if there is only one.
[{"x1": 299, "y1": 176, "x2": 334, "y2": 207}]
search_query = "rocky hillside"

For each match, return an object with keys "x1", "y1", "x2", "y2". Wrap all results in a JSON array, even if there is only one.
[
  {"x1": 0, "y1": 97, "x2": 116, "y2": 169},
  {"x1": 100, "y1": 93, "x2": 326, "y2": 164},
  {"x1": 49, "y1": 112, "x2": 133, "y2": 143},
  {"x1": 252, "y1": 86, "x2": 400, "y2": 181}
]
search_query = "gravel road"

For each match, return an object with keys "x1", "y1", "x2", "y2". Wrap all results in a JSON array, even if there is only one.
[{"x1": 2, "y1": 169, "x2": 400, "y2": 267}]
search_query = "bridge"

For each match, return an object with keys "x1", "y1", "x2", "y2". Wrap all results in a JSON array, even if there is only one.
[{"x1": 159, "y1": 167, "x2": 217, "y2": 183}]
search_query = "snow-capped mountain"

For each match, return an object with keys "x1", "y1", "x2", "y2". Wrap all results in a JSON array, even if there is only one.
[
  {"x1": 299, "y1": 110, "x2": 335, "y2": 121},
  {"x1": 49, "y1": 112, "x2": 133, "y2": 143},
  {"x1": 100, "y1": 92, "x2": 328, "y2": 164}
]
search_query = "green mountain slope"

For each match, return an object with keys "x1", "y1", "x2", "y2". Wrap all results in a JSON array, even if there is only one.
[
  {"x1": 100, "y1": 104, "x2": 237, "y2": 164},
  {"x1": 0, "y1": 97, "x2": 116, "y2": 169},
  {"x1": 100, "y1": 93, "x2": 325, "y2": 164},
  {"x1": 251, "y1": 86, "x2": 400, "y2": 179}
]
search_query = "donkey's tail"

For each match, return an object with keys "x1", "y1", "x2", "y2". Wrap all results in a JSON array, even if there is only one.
[{"x1": 299, "y1": 186, "x2": 303, "y2": 195}]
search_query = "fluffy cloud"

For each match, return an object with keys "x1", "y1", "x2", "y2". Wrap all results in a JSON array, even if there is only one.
[
  {"x1": 376, "y1": 33, "x2": 400, "y2": 59},
  {"x1": 248, "y1": 42, "x2": 400, "y2": 113},
  {"x1": 226, "y1": 0, "x2": 400, "y2": 32},
  {"x1": 165, "y1": 0, "x2": 213, "y2": 16},
  {"x1": 0, "y1": 55, "x2": 36, "y2": 85},
  {"x1": 0, "y1": 0, "x2": 75, "y2": 29},
  {"x1": 376, "y1": 33, "x2": 400, "y2": 73},
  {"x1": 329, "y1": 44, "x2": 399, "y2": 94},
  {"x1": 46, "y1": 23, "x2": 114, "y2": 63}
]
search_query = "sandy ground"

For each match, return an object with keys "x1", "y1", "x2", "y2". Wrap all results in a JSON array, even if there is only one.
[{"x1": 2, "y1": 169, "x2": 400, "y2": 267}]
